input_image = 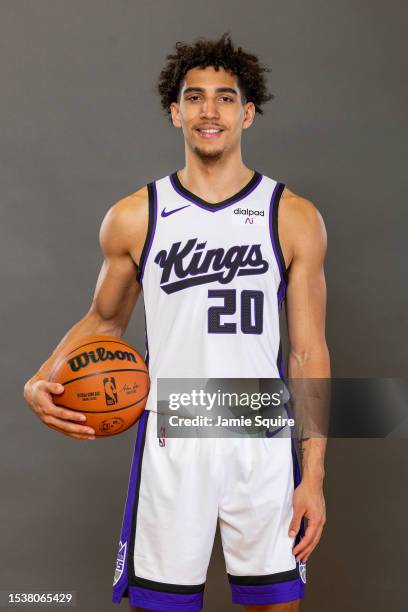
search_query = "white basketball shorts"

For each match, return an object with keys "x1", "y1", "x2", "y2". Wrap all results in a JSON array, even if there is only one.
[{"x1": 112, "y1": 409, "x2": 306, "y2": 611}]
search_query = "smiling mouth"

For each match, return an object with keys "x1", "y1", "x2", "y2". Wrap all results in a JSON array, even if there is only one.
[{"x1": 196, "y1": 128, "x2": 224, "y2": 139}]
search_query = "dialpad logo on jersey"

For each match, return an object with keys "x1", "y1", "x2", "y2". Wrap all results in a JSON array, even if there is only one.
[
  {"x1": 299, "y1": 561, "x2": 307, "y2": 584},
  {"x1": 232, "y1": 206, "x2": 266, "y2": 226},
  {"x1": 113, "y1": 540, "x2": 127, "y2": 586},
  {"x1": 154, "y1": 238, "x2": 269, "y2": 294}
]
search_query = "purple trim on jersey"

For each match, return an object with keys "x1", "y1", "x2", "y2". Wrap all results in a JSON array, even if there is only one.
[
  {"x1": 284, "y1": 399, "x2": 305, "y2": 535},
  {"x1": 138, "y1": 181, "x2": 158, "y2": 283},
  {"x1": 278, "y1": 353, "x2": 285, "y2": 380},
  {"x1": 112, "y1": 410, "x2": 149, "y2": 602},
  {"x1": 269, "y1": 181, "x2": 287, "y2": 291},
  {"x1": 169, "y1": 172, "x2": 263, "y2": 213},
  {"x1": 278, "y1": 280, "x2": 286, "y2": 307},
  {"x1": 126, "y1": 585, "x2": 204, "y2": 612},
  {"x1": 142, "y1": 302, "x2": 150, "y2": 367},
  {"x1": 231, "y1": 578, "x2": 304, "y2": 605}
]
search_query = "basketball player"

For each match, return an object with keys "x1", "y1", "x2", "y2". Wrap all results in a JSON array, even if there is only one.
[{"x1": 24, "y1": 34, "x2": 328, "y2": 611}]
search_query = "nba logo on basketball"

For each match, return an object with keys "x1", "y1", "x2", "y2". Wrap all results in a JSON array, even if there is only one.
[{"x1": 103, "y1": 377, "x2": 118, "y2": 405}]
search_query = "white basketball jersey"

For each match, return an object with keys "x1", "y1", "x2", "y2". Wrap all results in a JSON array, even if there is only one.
[{"x1": 137, "y1": 170, "x2": 288, "y2": 412}]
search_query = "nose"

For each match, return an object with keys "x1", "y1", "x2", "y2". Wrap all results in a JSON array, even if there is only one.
[{"x1": 200, "y1": 98, "x2": 220, "y2": 119}]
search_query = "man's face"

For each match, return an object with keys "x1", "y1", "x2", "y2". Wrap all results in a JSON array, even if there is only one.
[{"x1": 170, "y1": 66, "x2": 255, "y2": 161}]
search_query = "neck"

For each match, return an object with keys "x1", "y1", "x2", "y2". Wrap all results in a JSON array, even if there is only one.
[{"x1": 179, "y1": 149, "x2": 254, "y2": 204}]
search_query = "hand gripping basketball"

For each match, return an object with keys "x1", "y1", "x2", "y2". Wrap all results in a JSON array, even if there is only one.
[
  {"x1": 48, "y1": 335, "x2": 149, "y2": 437},
  {"x1": 24, "y1": 378, "x2": 98, "y2": 441}
]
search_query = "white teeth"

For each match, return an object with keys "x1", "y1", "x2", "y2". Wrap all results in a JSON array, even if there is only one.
[{"x1": 200, "y1": 129, "x2": 221, "y2": 133}]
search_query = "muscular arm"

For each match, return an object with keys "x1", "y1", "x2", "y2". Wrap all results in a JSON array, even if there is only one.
[
  {"x1": 24, "y1": 187, "x2": 148, "y2": 439},
  {"x1": 90, "y1": 187, "x2": 148, "y2": 337},
  {"x1": 283, "y1": 189, "x2": 330, "y2": 474},
  {"x1": 282, "y1": 193, "x2": 329, "y2": 380},
  {"x1": 279, "y1": 188, "x2": 330, "y2": 562}
]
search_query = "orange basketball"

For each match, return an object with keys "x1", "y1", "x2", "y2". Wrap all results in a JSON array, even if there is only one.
[{"x1": 49, "y1": 335, "x2": 150, "y2": 437}]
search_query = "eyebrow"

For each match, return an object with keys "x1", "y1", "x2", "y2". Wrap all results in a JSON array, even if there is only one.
[{"x1": 183, "y1": 87, "x2": 238, "y2": 96}]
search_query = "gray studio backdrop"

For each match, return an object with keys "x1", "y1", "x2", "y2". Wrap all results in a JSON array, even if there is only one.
[{"x1": 1, "y1": 1, "x2": 407, "y2": 611}]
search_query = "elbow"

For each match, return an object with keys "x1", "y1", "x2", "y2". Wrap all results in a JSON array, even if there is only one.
[
  {"x1": 289, "y1": 349, "x2": 312, "y2": 368},
  {"x1": 289, "y1": 343, "x2": 331, "y2": 372},
  {"x1": 85, "y1": 308, "x2": 125, "y2": 338}
]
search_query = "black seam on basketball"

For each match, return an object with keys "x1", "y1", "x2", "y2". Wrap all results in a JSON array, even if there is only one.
[
  {"x1": 131, "y1": 575, "x2": 206, "y2": 594},
  {"x1": 227, "y1": 568, "x2": 299, "y2": 585},
  {"x1": 128, "y1": 412, "x2": 149, "y2": 585},
  {"x1": 61, "y1": 368, "x2": 149, "y2": 386},
  {"x1": 271, "y1": 182, "x2": 289, "y2": 285},
  {"x1": 54, "y1": 391, "x2": 150, "y2": 413}
]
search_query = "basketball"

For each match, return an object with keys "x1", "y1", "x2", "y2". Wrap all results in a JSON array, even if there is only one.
[{"x1": 49, "y1": 335, "x2": 150, "y2": 437}]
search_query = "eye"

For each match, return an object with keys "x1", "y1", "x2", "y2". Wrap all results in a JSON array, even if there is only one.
[
  {"x1": 220, "y1": 96, "x2": 233, "y2": 102},
  {"x1": 187, "y1": 95, "x2": 200, "y2": 101}
]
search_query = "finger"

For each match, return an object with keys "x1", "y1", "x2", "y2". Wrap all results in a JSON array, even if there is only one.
[
  {"x1": 44, "y1": 415, "x2": 95, "y2": 436},
  {"x1": 70, "y1": 432, "x2": 96, "y2": 440},
  {"x1": 288, "y1": 509, "x2": 305, "y2": 538},
  {"x1": 47, "y1": 382, "x2": 65, "y2": 394},
  {"x1": 293, "y1": 522, "x2": 320, "y2": 556},
  {"x1": 45, "y1": 404, "x2": 87, "y2": 423},
  {"x1": 39, "y1": 392, "x2": 87, "y2": 422},
  {"x1": 47, "y1": 423, "x2": 95, "y2": 441},
  {"x1": 32, "y1": 388, "x2": 73, "y2": 419},
  {"x1": 296, "y1": 531, "x2": 322, "y2": 560},
  {"x1": 297, "y1": 547, "x2": 313, "y2": 563},
  {"x1": 36, "y1": 380, "x2": 64, "y2": 395},
  {"x1": 293, "y1": 522, "x2": 324, "y2": 557},
  {"x1": 295, "y1": 531, "x2": 323, "y2": 562}
]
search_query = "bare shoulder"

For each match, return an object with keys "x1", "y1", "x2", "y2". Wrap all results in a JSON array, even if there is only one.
[
  {"x1": 99, "y1": 186, "x2": 149, "y2": 265},
  {"x1": 279, "y1": 187, "x2": 327, "y2": 266}
]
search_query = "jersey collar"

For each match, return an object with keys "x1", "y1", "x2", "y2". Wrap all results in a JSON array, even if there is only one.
[{"x1": 169, "y1": 170, "x2": 263, "y2": 212}]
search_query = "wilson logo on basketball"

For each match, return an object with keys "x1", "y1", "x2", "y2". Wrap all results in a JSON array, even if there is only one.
[
  {"x1": 67, "y1": 347, "x2": 137, "y2": 373},
  {"x1": 154, "y1": 238, "x2": 268, "y2": 294}
]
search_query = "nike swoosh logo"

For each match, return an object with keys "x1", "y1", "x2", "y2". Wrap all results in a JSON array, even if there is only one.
[
  {"x1": 265, "y1": 425, "x2": 286, "y2": 438},
  {"x1": 161, "y1": 204, "x2": 191, "y2": 217}
]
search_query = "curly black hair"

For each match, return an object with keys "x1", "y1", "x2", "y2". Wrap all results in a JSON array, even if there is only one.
[{"x1": 157, "y1": 33, "x2": 273, "y2": 120}]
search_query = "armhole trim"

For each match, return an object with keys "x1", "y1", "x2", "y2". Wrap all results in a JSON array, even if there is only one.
[
  {"x1": 137, "y1": 182, "x2": 157, "y2": 284},
  {"x1": 269, "y1": 181, "x2": 289, "y2": 289}
]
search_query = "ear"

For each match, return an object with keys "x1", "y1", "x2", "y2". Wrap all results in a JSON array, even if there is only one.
[
  {"x1": 242, "y1": 101, "x2": 256, "y2": 130},
  {"x1": 170, "y1": 101, "x2": 182, "y2": 128}
]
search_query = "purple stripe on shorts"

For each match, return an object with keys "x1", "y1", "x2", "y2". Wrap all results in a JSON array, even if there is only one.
[
  {"x1": 112, "y1": 410, "x2": 149, "y2": 602},
  {"x1": 231, "y1": 578, "x2": 304, "y2": 606},
  {"x1": 128, "y1": 585, "x2": 204, "y2": 612}
]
